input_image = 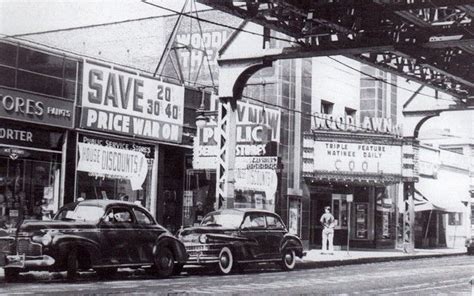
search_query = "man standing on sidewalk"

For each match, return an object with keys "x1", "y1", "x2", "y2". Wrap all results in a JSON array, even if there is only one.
[{"x1": 320, "y1": 206, "x2": 336, "y2": 254}]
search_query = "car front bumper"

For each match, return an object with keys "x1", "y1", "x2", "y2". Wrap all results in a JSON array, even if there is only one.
[
  {"x1": 0, "y1": 253, "x2": 55, "y2": 269},
  {"x1": 183, "y1": 243, "x2": 224, "y2": 264}
]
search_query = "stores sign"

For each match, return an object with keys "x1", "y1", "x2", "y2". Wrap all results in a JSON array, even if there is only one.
[
  {"x1": 0, "y1": 87, "x2": 74, "y2": 128},
  {"x1": 193, "y1": 100, "x2": 281, "y2": 170},
  {"x1": 81, "y1": 62, "x2": 185, "y2": 143},
  {"x1": 77, "y1": 142, "x2": 148, "y2": 190}
]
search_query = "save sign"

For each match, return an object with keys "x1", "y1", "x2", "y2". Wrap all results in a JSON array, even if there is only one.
[{"x1": 81, "y1": 62, "x2": 185, "y2": 143}]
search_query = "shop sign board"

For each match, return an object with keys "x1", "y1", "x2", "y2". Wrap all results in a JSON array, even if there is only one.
[
  {"x1": 77, "y1": 135, "x2": 154, "y2": 191},
  {"x1": 193, "y1": 100, "x2": 281, "y2": 170},
  {"x1": 0, "y1": 87, "x2": 74, "y2": 128},
  {"x1": 312, "y1": 113, "x2": 403, "y2": 137},
  {"x1": 81, "y1": 61, "x2": 185, "y2": 143},
  {"x1": 0, "y1": 119, "x2": 64, "y2": 151}
]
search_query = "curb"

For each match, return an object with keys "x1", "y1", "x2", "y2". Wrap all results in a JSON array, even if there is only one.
[{"x1": 296, "y1": 252, "x2": 466, "y2": 269}]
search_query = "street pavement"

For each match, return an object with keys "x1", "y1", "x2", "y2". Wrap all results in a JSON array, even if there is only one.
[{"x1": 0, "y1": 252, "x2": 472, "y2": 295}]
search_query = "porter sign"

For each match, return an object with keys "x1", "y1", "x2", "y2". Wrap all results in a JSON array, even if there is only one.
[{"x1": 81, "y1": 61, "x2": 185, "y2": 143}]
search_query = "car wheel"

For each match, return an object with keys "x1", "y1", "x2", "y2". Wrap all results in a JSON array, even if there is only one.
[
  {"x1": 280, "y1": 249, "x2": 296, "y2": 271},
  {"x1": 172, "y1": 263, "x2": 184, "y2": 276},
  {"x1": 95, "y1": 267, "x2": 118, "y2": 279},
  {"x1": 66, "y1": 249, "x2": 79, "y2": 280},
  {"x1": 4, "y1": 268, "x2": 19, "y2": 282},
  {"x1": 217, "y1": 247, "x2": 233, "y2": 275},
  {"x1": 154, "y1": 247, "x2": 175, "y2": 278}
]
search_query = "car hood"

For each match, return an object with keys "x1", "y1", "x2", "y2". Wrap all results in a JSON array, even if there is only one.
[{"x1": 17, "y1": 220, "x2": 96, "y2": 233}]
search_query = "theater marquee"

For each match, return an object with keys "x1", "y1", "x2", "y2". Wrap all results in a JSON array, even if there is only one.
[{"x1": 303, "y1": 131, "x2": 403, "y2": 183}]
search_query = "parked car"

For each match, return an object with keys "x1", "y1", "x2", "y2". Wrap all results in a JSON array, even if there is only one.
[
  {"x1": 0, "y1": 200, "x2": 187, "y2": 281},
  {"x1": 178, "y1": 208, "x2": 305, "y2": 274}
]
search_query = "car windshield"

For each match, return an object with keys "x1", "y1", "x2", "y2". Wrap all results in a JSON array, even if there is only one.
[
  {"x1": 201, "y1": 212, "x2": 244, "y2": 228},
  {"x1": 56, "y1": 205, "x2": 105, "y2": 222}
]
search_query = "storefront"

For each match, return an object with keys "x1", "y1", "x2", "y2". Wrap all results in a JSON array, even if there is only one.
[
  {"x1": 414, "y1": 145, "x2": 470, "y2": 248},
  {"x1": 303, "y1": 114, "x2": 403, "y2": 249},
  {"x1": 75, "y1": 59, "x2": 186, "y2": 228},
  {"x1": 0, "y1": 40, "x2": 78, "y2": 225},
  {"x1": 187, "y1": 98, "x2": 281, "y2": 227}
]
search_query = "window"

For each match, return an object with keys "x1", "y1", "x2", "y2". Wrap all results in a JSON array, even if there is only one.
[
  {"x1": 448, "y1": 213, "x2": 462, "y2": 226},
  {"x1": 266, "y1": 214, "x2": 284, "y2": 230},
  {"x1": 241, "y1": 214, "x2": 266, "y2": 229},
  {"x1": 344, "y1": 107, "x2": 356, "y2": 118},
  {"x1": 133, "y1": 208, "x2": 153, "y2": 225},
  {"x1": 105, "y1": 208, "x2": 133, "y2": 223},
  {"x1": 320, "y1": 100, "x2": 333, "y2": 114}
]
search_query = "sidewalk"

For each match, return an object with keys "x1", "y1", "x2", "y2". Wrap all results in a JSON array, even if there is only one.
[{"x1": 296, "y1": 247, "x2": 467, "y2": 269}]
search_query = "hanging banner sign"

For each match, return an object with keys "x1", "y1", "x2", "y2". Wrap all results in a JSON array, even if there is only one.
[
  {"x1": 81, "y1": 61, "x2": 185, "y2": 143},
  {"x1": 234, "y1": 156, "x2": 278, "y2": 202},
  {"x1": 77, "y1": 142, "x2": 149, "y2": 190}
]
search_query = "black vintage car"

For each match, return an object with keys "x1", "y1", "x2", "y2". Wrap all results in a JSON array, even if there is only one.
[
  {"x1": 178, "y1": 208, "x2": 305, "y2": 274},
  {"x1": 0, "y1": 200, "x2": 187, "y2": 281}
]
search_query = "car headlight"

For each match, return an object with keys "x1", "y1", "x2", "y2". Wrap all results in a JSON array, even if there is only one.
[
  {"x1": 32, "y1": 233, "x2": 52, "y2": 246},
  {"x1": 199, "y1": 234, "x2": 208, "y2": 244}
]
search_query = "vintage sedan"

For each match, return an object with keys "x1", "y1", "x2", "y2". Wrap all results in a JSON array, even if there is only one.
[
  {"x1": 0, "y1": 200, "x2": 187, "y2": 281},
  {"x1": 178, "y1": 208, "x2": 305, "y2": 274}
]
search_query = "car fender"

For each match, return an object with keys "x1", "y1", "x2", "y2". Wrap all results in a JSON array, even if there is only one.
[
  {"x1": 280, "y1": 234, "x2": 304, "y2": 257},
  {"x1": 206, "y1": 233, "x2": 253, "y2": 261},
  {"x1": 50, "y1": 234, "x2": 101, "y2": 268},
  {"x1": 154, "y1": 233, "x2": 188, "y2": 263}
]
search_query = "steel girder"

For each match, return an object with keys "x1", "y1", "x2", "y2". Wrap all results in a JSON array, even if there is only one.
[{"x1": 198, "y1": 0, "x2": 474, "y2": 102}]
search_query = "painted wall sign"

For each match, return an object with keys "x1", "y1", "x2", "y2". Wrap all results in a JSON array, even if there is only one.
[
  {"x1": 193, "y1": 100, "x2": 281, "y2": 170},
  {"x1": 0, "y1": 87, "x2": 74, "y2": 128},
  {"x1": 312, "y1": 113, "x2": 402, "y2": 137},
  {"x1": 81, "y1": 61, "x2": 185, "y2": 143}
]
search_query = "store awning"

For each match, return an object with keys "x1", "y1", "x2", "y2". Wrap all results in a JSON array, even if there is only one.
[{"x1": 414, "y1": 177, "x2": 468, "y2": 213}]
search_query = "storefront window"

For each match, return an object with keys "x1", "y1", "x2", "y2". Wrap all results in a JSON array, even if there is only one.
[
  {"x1": 448, "y1": 213, "x2": 462, "y2": 226},
  {"x1": 0, "y1": 150, "x2": 61, "y2": 226},
  {"x1": 183, "y1": 170, "x2": 215, "y2": 227},
  {"x1": 75, "y1": 135, "x2": 155, "y2": 211}
]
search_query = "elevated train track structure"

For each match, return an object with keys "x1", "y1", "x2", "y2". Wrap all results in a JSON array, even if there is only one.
[{"x1": 198, "y1": 0, "x2": 474, "y2": 106}]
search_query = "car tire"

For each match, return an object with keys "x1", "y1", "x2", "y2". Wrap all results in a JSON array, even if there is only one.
[
  {"x1": 66, "y1": 248, "x2": 79, "y2": 281},
  {"x1": 4, "y1": 268, "x2": 19, "y2": 282},
  {"x1": 280, "y1": 249, "x2": 296, "y2": 271},
  {"x1": 95, "y1": 267, "x2": 118, "y2": 279},
  {"x1": 172, "y1": 263, "x2": 184, "y2": 276},
  {"x1": 468, "y1": 247, "x2": 474, "y2": 255},
  {"x1": 217, "y1": 247, "x2": 233, "y2": 275},
  {"x1": 154, "y1": 247, "x2": 175, "y2": 278}
]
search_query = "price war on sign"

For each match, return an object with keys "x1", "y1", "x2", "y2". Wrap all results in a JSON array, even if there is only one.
[{"x1": 81, "y1": 62, "x2": 185, "y2": 143}]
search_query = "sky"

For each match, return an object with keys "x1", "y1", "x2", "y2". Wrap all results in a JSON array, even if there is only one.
[{"x1": 0, "y1": 0, "x2": 197, "y2": 36}]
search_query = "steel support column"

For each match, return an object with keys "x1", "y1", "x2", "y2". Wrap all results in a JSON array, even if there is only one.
[{"x1": 214, "y1": 59, "x2": 272, "y2": 210}]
